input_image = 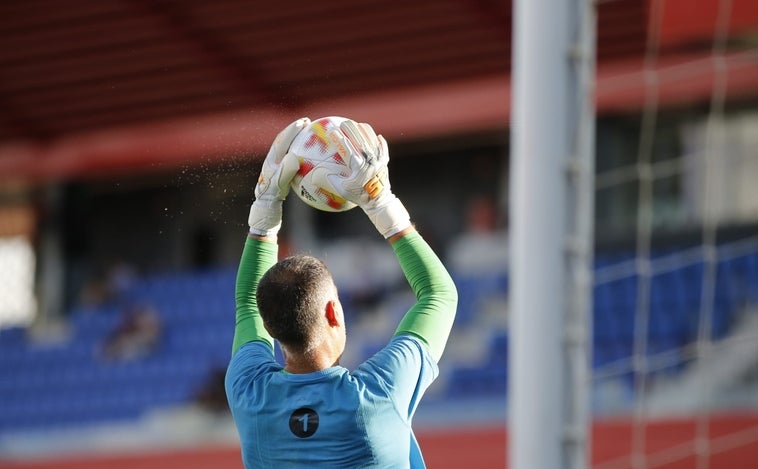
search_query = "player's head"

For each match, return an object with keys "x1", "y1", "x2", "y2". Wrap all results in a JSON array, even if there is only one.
[{"x1": 257, "y1": 255, "x2": 345, "y2": 356}]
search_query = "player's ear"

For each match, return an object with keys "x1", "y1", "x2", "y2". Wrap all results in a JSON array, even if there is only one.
[{"x1": 325, "y1": 301, "x2": 341, "y2": 327}]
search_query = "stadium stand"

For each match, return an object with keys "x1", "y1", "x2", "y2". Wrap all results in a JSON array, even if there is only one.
[{"x1": 1, "y1": 244, "x2": 756, "y2": 436}]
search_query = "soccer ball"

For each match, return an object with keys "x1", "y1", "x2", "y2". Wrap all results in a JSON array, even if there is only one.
[{"x1": 289, "y1": 116, "x2": 357, "y2": 212}]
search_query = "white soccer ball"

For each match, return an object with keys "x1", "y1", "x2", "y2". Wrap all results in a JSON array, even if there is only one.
[{"x1": 289, "y1": 116, "x2": 357, "y2": 212}]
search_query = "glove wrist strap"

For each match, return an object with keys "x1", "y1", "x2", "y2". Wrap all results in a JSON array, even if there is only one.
[
  {"x1": 364, "y1": 196, "x2": 411, "y2": 238},
  {"x1": 248, "y1": 199, "x2": 283, "y2": 237}
]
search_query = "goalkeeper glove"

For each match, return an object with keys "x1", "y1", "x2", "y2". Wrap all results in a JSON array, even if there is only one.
[
  {"x1": 327, "y1": 119, "x2": 411, "y2": 238},
  {"x1": 248, "y1": 117, "x2": 310, "y2": 237}
]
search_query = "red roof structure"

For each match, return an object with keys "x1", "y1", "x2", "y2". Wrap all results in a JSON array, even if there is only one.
[{"x1": 0, "y1": 0, "x2": 756, "y2": 181}]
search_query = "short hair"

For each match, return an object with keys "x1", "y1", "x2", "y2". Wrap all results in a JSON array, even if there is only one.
[{"x1": 256, "y1": 255, "x2": 334, "y2": 352}]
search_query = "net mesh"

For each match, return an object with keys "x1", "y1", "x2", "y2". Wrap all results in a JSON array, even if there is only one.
[{"x1": 591, "y1": 1, "x2": 758, "y2": 467}]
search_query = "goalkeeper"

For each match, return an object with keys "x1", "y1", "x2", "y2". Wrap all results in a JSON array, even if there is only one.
[{"x1": 225, "y1": 117, "x2": 458, "y2": 468}]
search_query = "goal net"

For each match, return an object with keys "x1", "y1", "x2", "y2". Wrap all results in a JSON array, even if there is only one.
[{"x1": 590, "y1": 1, "x2": 758, "y2": 467}]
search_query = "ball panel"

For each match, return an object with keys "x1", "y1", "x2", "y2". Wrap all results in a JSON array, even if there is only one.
[{"x1": 289, "y1": 116, "x2": 357, "y2": 212}]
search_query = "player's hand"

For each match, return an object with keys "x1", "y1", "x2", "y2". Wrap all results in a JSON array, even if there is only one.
[
  {"x1": 327, "y1": 120, "x2": 390, "y2": 208},
  {"x1": 249, "y1": 117, "x2": 310, "y2": 237},
  {"x1": 328, "y1": 119, "x2": 410, "y2": 238},
  {"x1": 254, "y1": 117, "x2": 310, "y2": 205}
]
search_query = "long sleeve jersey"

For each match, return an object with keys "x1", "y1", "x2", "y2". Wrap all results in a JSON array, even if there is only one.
[{"x1": 225, "y1": 231, "x2": 457, "y2": 468}]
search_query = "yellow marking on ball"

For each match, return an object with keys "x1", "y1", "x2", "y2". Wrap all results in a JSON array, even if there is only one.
[{"x1": 310, "y1": 121, "x2": 331, "y2": 147}]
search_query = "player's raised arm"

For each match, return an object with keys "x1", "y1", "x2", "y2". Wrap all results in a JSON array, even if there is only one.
[
  {"x1": 232, "y1": 117, "x2": 310, "y2": 356},
  {"x1": 328, "y1": 121, "x2": 458, "y2": 362}
]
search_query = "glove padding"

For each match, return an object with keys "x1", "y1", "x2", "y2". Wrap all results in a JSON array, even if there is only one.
[
  {"x1": 328, "y1": 120, "x2": 411, "y2": 238},
  {"x1": 249, "y1": 117, "x2": 310, "y2": 237}
]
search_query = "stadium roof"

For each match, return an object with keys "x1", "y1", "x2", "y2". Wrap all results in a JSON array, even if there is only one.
[{"x1": 1, "y1": 0, "x2": 757, "y2": 182}]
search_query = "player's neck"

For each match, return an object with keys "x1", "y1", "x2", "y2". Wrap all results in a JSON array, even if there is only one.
[{"x1": 283, "y1": 348, "x2": 340, "y2": 374}]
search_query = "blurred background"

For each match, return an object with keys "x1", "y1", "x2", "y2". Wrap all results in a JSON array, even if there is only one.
[{"x1": 0, "y1": 0, "x2": 757, "y2": 468}]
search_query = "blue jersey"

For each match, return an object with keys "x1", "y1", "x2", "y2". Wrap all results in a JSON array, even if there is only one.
[{"x1": 225, "y1": 334, "x2": 438, "y2": 468}]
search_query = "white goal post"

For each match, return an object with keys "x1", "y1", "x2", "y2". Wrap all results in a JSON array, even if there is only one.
[{"x1": 509, "y1": 0, "x2": 596, "y2": 469}]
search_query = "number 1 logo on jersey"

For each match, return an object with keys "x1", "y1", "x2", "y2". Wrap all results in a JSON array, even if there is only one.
[{"x1": 289, "y1": 407, "x2": 319, "y2": 438}]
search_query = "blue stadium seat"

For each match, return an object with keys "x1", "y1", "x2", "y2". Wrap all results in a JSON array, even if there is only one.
[
  {"x1": 746, "y1": 253, "x2": 758, "y2": 300},
  {"x1": 0, "y1": 326, "x2": 27, "y2": 346},
  {"x1": 446, "y1": 367, "x2": 507, "y2": 398},
  {"x1": 593, "y1": 341, "x2": 616, "y2": 367},
  {"x1": 6, "y1": 246, "x2": 750, "y2": 433},
  {"x1": 487, "y1": 334, "x2": 509, "y2": 368},
  {"x1": 451, "y1": 272, "x2": 508, "y2": 327}
]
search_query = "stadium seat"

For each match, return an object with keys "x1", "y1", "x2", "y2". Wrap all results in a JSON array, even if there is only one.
[
  {"x1": 4, "y1": 245, "x2": 752, "y2": 435},
  {"x1": 446, "y1": 367, "x2": 507, "y2": 398}
]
